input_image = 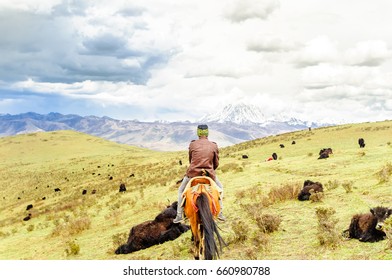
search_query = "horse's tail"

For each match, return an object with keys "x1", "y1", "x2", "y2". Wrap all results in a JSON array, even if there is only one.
[{"x1": 196, "y1": 193, "x2": 226, "y2": 260}]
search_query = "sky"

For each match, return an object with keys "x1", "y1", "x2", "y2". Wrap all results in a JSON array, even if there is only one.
[{"x1": 1, "y1": 0, "x2": 392, "y2": 124}]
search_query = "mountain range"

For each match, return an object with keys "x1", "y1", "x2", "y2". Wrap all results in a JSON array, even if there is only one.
[{"x1": 0, "y1": 103, "x2": 330, "y2": 151}]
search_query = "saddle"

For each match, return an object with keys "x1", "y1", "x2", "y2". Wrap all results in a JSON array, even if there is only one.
[{"x1": 181, "y1": 176, "x2": 222, "y2": 214}]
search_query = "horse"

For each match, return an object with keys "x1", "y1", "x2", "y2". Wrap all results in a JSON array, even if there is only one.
[{"x1": 182, "y1": 176, "x2": 226, "y2": 260}]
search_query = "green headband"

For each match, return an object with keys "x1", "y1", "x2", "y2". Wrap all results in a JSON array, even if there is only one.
[{"x1": 197, "y1": 125, "x2": 209, "y2": 137}]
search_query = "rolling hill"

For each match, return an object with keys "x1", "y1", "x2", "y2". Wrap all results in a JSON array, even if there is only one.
[
  {"x1": 0, "y1": 104, "x2": 330, "y2": 151},
  {"x1": 0, "y1": 120, "x2": 391, "y2": 260}
]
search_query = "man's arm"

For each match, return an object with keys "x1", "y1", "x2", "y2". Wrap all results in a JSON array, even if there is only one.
[{"x1": 213, "y1": 144, "x2": 219, "y2": 169}]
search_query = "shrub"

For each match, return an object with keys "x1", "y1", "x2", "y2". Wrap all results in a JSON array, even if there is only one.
[
  {"x1": 376, "y1": 162, "x2": 392, "y2": 184},
  {"x1": 52, "y1": 216, "x2": 91, "y2": 237},
  {"x1": 341, "y1": 181, "x2": 353, "y2": 193},
  {"x1": 27, "y1": 224, "x2": 35, "y2": 232},
  {"x1": 255, "y1": 214, "x2": 282, "y2": 233},
  {"x1": 251, "y1": 232, "x2": 270, "y2": 252},
  {"x1": 309, "y1": 189, "x2": 324, "y2": 202},
  {"x1": 326, "y1": 179, "x2": 339, "y2": 190},
  {"x1": 384, "y1": 216, "x2": 392, "y2": 251},
  {"x1": 268, "y1": 183, "x2": 301, "y2": 203},
  {"x1": 230, "y1": 219, "x2": 250, "y2": 243},
  {"x1": 244, "y1": 246, "x2": 258, "y2": 260},
  {"x1": 65, "y1": 239, "x2": 80, "y2": 257},
  {"x1": 315, "y1": 207, "x2": 340, "y2": 248}
]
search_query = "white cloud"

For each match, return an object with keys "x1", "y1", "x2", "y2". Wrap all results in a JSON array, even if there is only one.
[
  {"x1": 224, "y1": 0, "x2": 280, "y2": 22},
  {"x1": 344, "y1": 40, "x2": 392, "y2": 66},
  {"x1": 1, "y1": 0, "x2": 392, "y2": 123},
  {"x1": 294, "y1": 36, "x2": 339, "y2": 67},
  {"x1": 247, "y1": 36, "x2": 300, "y2": 53}
]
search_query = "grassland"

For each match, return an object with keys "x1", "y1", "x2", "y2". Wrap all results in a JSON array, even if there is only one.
[{"x1": 0, "y1": 121, "x2": 391, "y2": 260}]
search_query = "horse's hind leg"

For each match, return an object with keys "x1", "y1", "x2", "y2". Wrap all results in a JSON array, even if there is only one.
[
  {"x1": 193, "y1": 224, "x2": 204, "y2": 260},
  {"x1": 193, "y1": 237, "x2": 200, "y2": 260}
]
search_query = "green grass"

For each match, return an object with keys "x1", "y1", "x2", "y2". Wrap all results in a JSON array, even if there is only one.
[{"x1": 0, "y1": 121, "x2": 392, "y2": 260}]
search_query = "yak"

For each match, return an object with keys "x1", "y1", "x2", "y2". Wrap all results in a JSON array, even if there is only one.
[
  {"x1": 345, "y1": 206, "x2": 392, "y2": 242},
  {"x1": 318, "y1": 148, "x2": 333, "y2": 159},
  {"x1": 358, "y1": 138, "x2": 365, "y2": 148},
  {"x1": 115, "y1": 201, "x2": 190, "y2": 254},
  {"x1": 298, "y1": 180, "x2": 323, "y2": 201}
]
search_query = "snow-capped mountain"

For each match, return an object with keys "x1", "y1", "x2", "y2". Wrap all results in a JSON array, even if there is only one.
[
  {"x1": 200, "y1": 103, "x2": 269, "y2": 124},
  {"x1": 199, "y1": 103, "x2": 320, "y2": 127},
  {"x1": 0, "y1": 105, "x2": 331, "y2": 151}
]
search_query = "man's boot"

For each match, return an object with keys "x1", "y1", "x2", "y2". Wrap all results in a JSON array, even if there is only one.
[
  {"x1": 173, "y1": 206, "x2": 184, "y2": 223},
  {"x1": 217, "y1": 199, "x2": 226, "y2": 222}
]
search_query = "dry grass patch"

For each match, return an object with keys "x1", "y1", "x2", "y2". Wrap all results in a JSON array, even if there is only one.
[
  {"x1": 220, "y1": 162, "x2": 243, "y2": 173},
  {"x1": 341, "y1": 181, "x2": 354, "y2": 193},
  {"x1": 52, "y1": 216, "x2": 91, "y2": 237},
  {"x1": 268, "y1": 182, "x2": 301, "y2": 203},
  {"x1": 315, "y1": 207, "x2": 341, "y2": 248},
  {"x1": 255, "y1": 214, "x2": 282, "y2": 234},
  {"x1": 64, "y1": 239, "x2": 80, "y2": 257},
  {"x1": 384, "y1": 216, "x2": 392, "y2": 251},
  {"x1": 376, "y1": 162, "x2": 392, "y2": 184}
]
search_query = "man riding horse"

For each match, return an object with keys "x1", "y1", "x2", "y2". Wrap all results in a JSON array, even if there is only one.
[{"x1": 173, "y1": 124, "x2": 226, "y2": 223}]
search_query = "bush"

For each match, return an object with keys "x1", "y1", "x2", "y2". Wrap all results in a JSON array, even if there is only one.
[
  {"x1": 27, "y1": 224, "x2": 35, "y2": 232},
  {"x1": 230, "y1": 219, "x2": 250, "y2": 243},
  {"x1": 255, "y1": 214, "x2": 282, "y2": 233},
  {"x1": 341, "y1": 181, "x2": 353, "y2": 193},
  {"x1": 52, "y1": 216, "x2": 91, "y2": 237},
  {"x1": 309, "y1": 189, "x2": 324, "y2": 202},
  {"x1": 65, "y1": 240, "x2": 80, "y2": 257},
  {"x1": 268, "y1": 183, "x2": 301, "y2": 203},
  {"x1": 326, "y1": 179, "x2": 339, "y2": 190},
  {"x1": 315, "y1": 207, "x2": 341, "y2": 248},
  {"x1": 384, "y1": 216, "x2": 392, "y2": 251},
  {"x1": 376, "y1": 162, "x2": 392, "y2": 184}
]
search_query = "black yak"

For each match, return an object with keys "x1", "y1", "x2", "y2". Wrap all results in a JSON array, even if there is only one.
[
  {"x1": 298, "y1": 180, "x2": 323, "y2": 201},
  {"x1": 358, "y1": 138, "x2": 365, "y2": 148},
  {"x1": 115, "y1": 201, "x2": 190, "y2": 254},
  {"x1": 318, "y1": 148, "x2": 333, "y2": 159},
  {"x1": 345, "y1": 206, "x2": 392, "y2": 242}
]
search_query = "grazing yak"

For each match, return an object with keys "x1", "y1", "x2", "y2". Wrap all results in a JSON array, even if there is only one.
[
  {"x1": 115, "y1": 201, "x2": 190, "y2": 254},
  {"x1": 358, "y1": 138, "x2": 365, "y2": 148},
  {"x1": 298, "y1": 180, "x2": 323, "y2": 201},
  {"x1": 23, "y1": 213, "x2": 32, "y2": 221},
  {"x1": 345, "y1": 206, "x2": 392, "y2": 242},
  {"x1": 119, "y1": 183, "x2": 127, "y2": 192},
  {"x1": 272, "y1": 153, "x2": 278, "y2": 160},
  {"x1": 318, "y1": 148, "x2": 333, "y2": 159}
]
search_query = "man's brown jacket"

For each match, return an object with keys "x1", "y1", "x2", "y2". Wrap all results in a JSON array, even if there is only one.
[{"x1": 186, "y1": 136, "x2": 219, "y2": 181}]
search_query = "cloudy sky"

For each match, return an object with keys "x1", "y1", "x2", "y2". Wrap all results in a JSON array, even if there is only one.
[{"x1": 1, "y1": 0, "x2": 392, "y2": 123}]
